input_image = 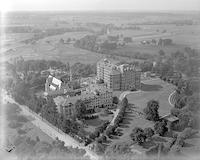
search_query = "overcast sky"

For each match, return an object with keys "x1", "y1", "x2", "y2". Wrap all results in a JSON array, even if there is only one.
[{"x1": 2, "y1": 0, "x2": 200, "y2": 11}]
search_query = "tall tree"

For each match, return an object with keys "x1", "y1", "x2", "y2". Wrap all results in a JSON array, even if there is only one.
[{"x1": 143, "y1": 100, "x2": 160, "y2": 121}]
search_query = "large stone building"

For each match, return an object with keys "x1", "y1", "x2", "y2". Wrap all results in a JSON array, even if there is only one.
[
  {"x1": 97, "y1": 59, "x2": 141, "y2": 91},
  {"x1": 53, "y1": 84, "x2": 113, "y2": 119}
]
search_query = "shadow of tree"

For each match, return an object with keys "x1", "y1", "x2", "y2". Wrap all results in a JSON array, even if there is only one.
[
  {"x1": 119, "y1": 124, "x2": 129, "y2": 128},
  {"x1": 109, "y1": 135, "x2": 119, "y2": 140},
  {"x1": 188, "y1": 134, "x2": 200, "y2": 139},
  {"x1": 141, "y1": 140, "x2": 157, "y2": 149},
  {"x1": 151, "y1": 136, "x2": 167, "y2": 143},
  {"x1": 183, "y1": 142, "x2": 195, "y2": 148}
]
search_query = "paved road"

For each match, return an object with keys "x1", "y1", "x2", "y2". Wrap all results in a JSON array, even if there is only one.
[{"x1": 110, "y1": 109, "x2": 120, "y2": 126}]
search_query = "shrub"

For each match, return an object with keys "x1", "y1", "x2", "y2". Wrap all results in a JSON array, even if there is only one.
[{"x1": 154, "y1": 121, "x2": 168, "y2": 136}]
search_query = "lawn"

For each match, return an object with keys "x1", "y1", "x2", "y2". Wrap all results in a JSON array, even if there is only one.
[
  {"x1": 108, "y1": 78, "x2": 176, "y2": 148},
  {"x1": 127, "y1": 78, "x2": 176, "y2": 116},
  {"x1": 84, "y1": 110, "x2": 114, "y2": 134}
]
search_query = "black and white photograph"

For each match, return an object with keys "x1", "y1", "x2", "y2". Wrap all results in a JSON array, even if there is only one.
[{"x1": 0, "y1": 0, "x2": 200, "y2": 160}]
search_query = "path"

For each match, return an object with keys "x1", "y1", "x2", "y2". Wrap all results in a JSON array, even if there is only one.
[{"x1": 168, "y1": 90, "x2": 177, "y2": 107}]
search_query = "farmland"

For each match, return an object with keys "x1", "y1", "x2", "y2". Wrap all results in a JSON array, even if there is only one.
[{"x1": 2, "y1": 12, "x2": 200, "y2": 65}]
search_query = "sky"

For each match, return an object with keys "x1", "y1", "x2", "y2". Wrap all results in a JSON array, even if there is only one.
[{"x1": 1, "y1": 0, "x2": 200, "y2": 12}]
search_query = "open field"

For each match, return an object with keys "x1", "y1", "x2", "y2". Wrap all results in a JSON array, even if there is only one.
[{"x1": 5, "y1": 42, "x2": 104, "y2": 64}]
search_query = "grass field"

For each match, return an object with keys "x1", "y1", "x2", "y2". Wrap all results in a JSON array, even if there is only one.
[
  {"x1": 108, "y1": 79, "x2": 176, "y2": 150},
  {"x1": 127, "y1": 78, "x2": 176, "y2": 116}
]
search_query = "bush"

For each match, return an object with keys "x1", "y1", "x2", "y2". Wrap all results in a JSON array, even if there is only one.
[
  {"x1": 154, "y1": 121, "x2": 168, "y2": 136},
  {"x1": 143, "y1": 127, "x2": 154, "y2": 139},
  {"x1": 130, "y1": 127, "x2": 146, "y2": 144}
]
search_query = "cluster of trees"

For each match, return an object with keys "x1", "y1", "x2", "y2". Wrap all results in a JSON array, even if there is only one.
[
  {"x1": 89, "y1": 121, "x2": 110, "y2": 141},
  {"x1": 169, "y1": 78, "x2": 199, "y2": 131},
  {"x1": 153, "y1": 58, "x2": 174, "y2": 78},
  {"x1": 22, "y1": 27, "x2": 90, "y2": 44},
  {"x1": 157, "y1": 38, "x2": 173, "y2": 46},
  {"x1": 74, "y1": 35, "x2": 157, "y2": 60},
  {"x1": 111, "y1": 51, "x2": 154, "y2": 60},
  {"x1": 74, "y1": 100, "x2": 87, "y2": 119},
  {"x1": 170, "y1": 127, "x2": 198, "y2": 153},
  {"x1": 154, "y1": 120, "x2": 168, "y2": 136},
  {"x1": 146, "y1": 127, "x2": 198, "y2": 156},
  {"x1": 39, "y1": 97, "x2": 89, "y2": 143},
  {"x1": 71, "y1": 62, "x2": 96, "y2": 78},
  {"x1": 9, "y1": 57, "x2": 68, "y2": 73},
  {"x1": 7, "y1": 73, "x2": 88, "y2": 144},
  {"x1": 154, "y1": 47, "x2": 199, "y2": 79},
  {"x1": 130, "y1": 127, "x2": 154, "y2": 145},
  {"x1": 74, "y1": 35, "x2": 99, "y2": 51},
  {"x1": 106, "y1": 97, "x2": 129, "y2": 137},
  {"x1": 171, "y1": 49, "x2": 199, "y2": 77},
  {"x1": 140, "y1": 61, "x2": 153, "y2": 72},
  {"x1": 74, "y1": 35, "x2": 119, "y2": 54},
  {"x1": 113, "y1": 97, "x2": 128, "y2": 125}
]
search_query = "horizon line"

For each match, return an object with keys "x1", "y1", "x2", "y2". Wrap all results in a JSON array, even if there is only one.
[{"x1": 4, "y1": 9, "x2": 200, "y2": 13}]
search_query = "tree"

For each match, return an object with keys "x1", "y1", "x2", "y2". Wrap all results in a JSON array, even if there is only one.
[
  {"x1": 113, "y1": 96, "x2": 119, "y2": 104},
  {"x1": 154, "y1": 121, "x2": 168, "y2": 136},
  {"x1": 143, "y1": 100, "x2": 160, "y2": 121},
  {"x1": 121, "y1": 97, "x2": 128, "y2": 108},
  {"x1": 130, "y1": 127, "x2": 146, "y2": 145},
  {"x1": 61, "y1": 119, "x2": 71, "y2": 134},
  {"x1": 175, "y1": 96, "x2": 187, "y2": 109},
  {"x1": 106, "y1": 126, "x2": 116, "y2": 137},
  {"x1": 143, "y1": 128, "x2": 154, "y2": 140},
  {"x1": 74, "y1": 100, "x2": 87, "y2": 119}
]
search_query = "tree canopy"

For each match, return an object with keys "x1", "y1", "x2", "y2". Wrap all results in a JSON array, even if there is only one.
[{"x1": 143, "y1": 100, "x2": 160, "y2": 121}]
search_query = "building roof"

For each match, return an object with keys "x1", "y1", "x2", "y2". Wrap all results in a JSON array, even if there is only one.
[
  {"x1": 55, "y1": 92, "x2": 97, "y2": 107},
  {"x1": 88, "y1": 84, "x2": 112, "y2": 94},
  {"x1": 46, "y1": 75, "x2": 62, "y2": 90},
  {"x1": 98, "y1": 58, "x2": 141, "y2": 73},
  {"x1": 110, "y1": 69, "x2": 121, "y2": 75},
  {"x1": 161, "y1": 114, "x2": 179, "y2": 122}
]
